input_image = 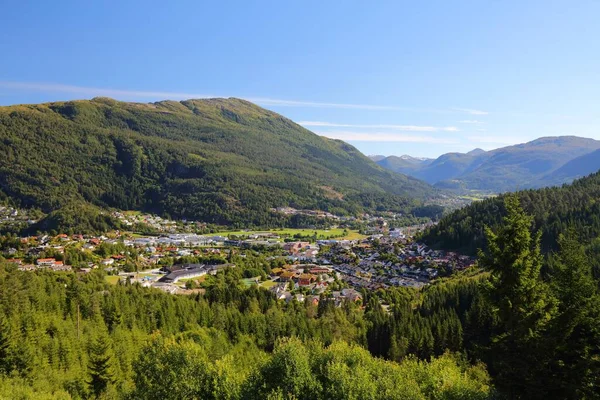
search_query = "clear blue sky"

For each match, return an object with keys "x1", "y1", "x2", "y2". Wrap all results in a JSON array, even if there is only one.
[{"x1": 2, "y1": 0, "x2": 599, "y2": 157}]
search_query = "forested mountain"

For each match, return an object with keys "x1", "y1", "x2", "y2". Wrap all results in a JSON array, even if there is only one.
[
  {"x1": 0, "y1": 97, "x2": 433, "y2": 231},
  {"x1": 375, "y1": 136, "x2": 600, "y2": 192},
  {"x1": 421, "y1": 171, "x2": 600, "y2": 254}
]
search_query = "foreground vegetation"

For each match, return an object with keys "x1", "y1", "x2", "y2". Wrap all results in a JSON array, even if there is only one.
[
  {"x1": 0, "y1": 264, "x2": 491, "y2": 399},
  {"x1": 0, "y1": 195, "x2": 598, "y2": 398}
]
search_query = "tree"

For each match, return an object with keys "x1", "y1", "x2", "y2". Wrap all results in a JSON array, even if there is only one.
[
  {"x1": 87, "y1": 333, "x2": 116, "y2": 398},
  {"x1": 0, "y1": 314, "x2": 13, "y2": 375},
  {"x1": 545, "y1": 231, "x2": 600, "y2": 398},
  {"x1": 132, "y1": 336, "x2": 214, "y2": 400},
  {"x1": 478, "y1": 195, "x2": 556, "y2": 398}
]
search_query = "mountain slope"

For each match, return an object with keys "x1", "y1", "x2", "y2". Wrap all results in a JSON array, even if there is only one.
[
  {"x1": 453, "y1": 136, "x2": 600, "y2": 191},
  {"x1": 373, "y1": 155, "x2": 433, "y2": 175},
  {"x1": 421, "y1": 171, "x2": 600, "y2": 254},
  {"x1": 544, "y1": 148, "x2": 600, "y2": 184},
  {"x1": 416, "y1": 152, "x2": 488, "y2": 185},
  {"x1": 0, "y1": 97, "x2": 433, "y2": 228},
  {"x1": 376, "y1": 136, "x2": 600, "y2": 192}
]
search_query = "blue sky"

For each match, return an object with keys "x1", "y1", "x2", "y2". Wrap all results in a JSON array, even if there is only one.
[{"x1": 1, "y1": 0, "x2": 599, "y2": 158}]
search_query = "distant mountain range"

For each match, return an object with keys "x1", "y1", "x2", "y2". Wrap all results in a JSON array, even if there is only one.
[
  {"x1": 372, "y1": 136, "x2": 600, "y2": 192},
  {"x1": 0, "y1": 97, "x2": 435, "y2": 231}
]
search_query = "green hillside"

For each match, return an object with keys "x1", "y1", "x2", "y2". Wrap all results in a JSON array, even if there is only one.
[
  {"x1": 421, "y1": 171, "x2": 600, "y2": 254},
  {"x1": 0, "y1": 97, "x2": 433, "y2": 230}
]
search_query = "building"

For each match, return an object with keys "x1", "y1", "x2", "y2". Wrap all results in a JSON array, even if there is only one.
[{"x1": 37, "y1": 258, "x2": 57, "y2": 267}]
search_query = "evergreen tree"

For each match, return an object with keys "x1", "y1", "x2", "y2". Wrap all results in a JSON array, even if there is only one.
[
  {"x1": 0, "y1": 314, "x2": 13, "y2": 375},
  {"x1": 87, "y1": 333, "x2": 116, "y2": 398},
  {"x1": 545, "y1": 231, "x2": 600, "y2": 398},
  {"x1": 478, "y1": 195, "x2": 557, "y2": 398}
]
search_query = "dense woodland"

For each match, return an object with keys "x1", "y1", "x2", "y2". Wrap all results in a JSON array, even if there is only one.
[
  {"x1": 0, "y1": 263, "x2": 492, "y2": 399},
  {"x1": 0, "y1": 98, "x2": 434, "y2": 233},
  {"x1": 421, "y1": 171, "x2": 600, "y2": 254},
  {"x1": 1, "y1": 196, "x2": 599, "y2": 398}
]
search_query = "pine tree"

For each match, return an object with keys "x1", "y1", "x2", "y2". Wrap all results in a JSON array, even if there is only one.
[
  {"x1": 0, "y1": 314, "x2": 13, "y2": 375},
  {"x1": 478, "y1": 195, "x2": 557, "y2": 398},
  {"x1": 546, "y1": 231, "x2": 600, "y2": 398},
  {"x1": 87, "y1": 333, "x2": 116, "y2": 398}
]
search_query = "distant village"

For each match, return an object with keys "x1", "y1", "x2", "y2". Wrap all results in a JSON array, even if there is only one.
[{"x1": 1, "y1": 207, "x2": 476, "y2": 305}]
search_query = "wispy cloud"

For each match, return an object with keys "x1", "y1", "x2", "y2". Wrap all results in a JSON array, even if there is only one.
[
  {"x1": 458, "y1": 119, "x2": 484, "y2": 124},
  {"x1": 318, "y1": 130, "x2": 460, "y2": 144},
  {"x1": 466, "y1": 135, "x2": 524, "y2": 145},
  {"x1": 0, "y1": 81, "x2": 216, "y2": 100},
  {"x1": 0, "y1": 81, "x2": 483, "y2": 115},
  {"x1": 299, "y1": 121, "x2": 459, "y2": 132},
  {"x1": 453, "y1": 108, "x2": 489, "y2": 115}
]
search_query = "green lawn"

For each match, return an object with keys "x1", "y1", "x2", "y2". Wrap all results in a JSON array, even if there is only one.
[
  {"x1": 105, "y1": 275, "x2": 121, "y2": 285},
  {"x1": 242, "y1": 277, "x2": 261, "y2": 287},
  {"x1": 260, "y1": 280, "x2": 277, "y2": 289}
]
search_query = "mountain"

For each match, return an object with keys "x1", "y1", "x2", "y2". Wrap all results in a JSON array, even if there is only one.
[
  {"x1": 413, "y1": 152, "x2": 488, "y2": 186},
  {"x1": 376, "y1": 136, "x2": 600, "y2": 192},
  {"x1": 370, "y1": 155, "x2": 433, "y2": 175},
  {"x1": 0, "y1": 97, "x2": 434, "y2": 230},
  {"x1": 368, "y1": 154, "x2": 387, "y2": 162},
  {"x1": 421, "y1": 170, "x2": 600, "y2": 254},
  {"x1": 466, "y1": 148, "x2": 486, "y2": 156},
  {"x1": 544, "y1": 148, "x2": 600, "y2": 184}
]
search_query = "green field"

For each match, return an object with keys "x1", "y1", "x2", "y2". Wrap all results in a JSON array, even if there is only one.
[
  {"x1": 242, "y1": 278, "x2": 260, "y2": 287},
  {"x1": 105, "y1": 275, "x2": 122, "y2": 285},
  {"x1": 213, "y1": 228, "x2": 366, "y2": 240},
  {"x1": 260, "y1": 280, "x2": 278, "y2": 289}
]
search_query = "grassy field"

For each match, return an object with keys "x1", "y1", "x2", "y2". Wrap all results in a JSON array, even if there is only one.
[
  {"x1": 213, "y1": 228, "x2": 366, "y2": 240},
  {"x1": 105, "y1": 275, "x2": 121, "y2": 285},
  {"x1": 175, "y1": 275, "x2": 207, "y2": 287},
  {"x1": 242, "y1": 278, "x2": 260, "y2": 287},
  {"x1": 260, "y1": 280, "x2": 278, "y2": 289}
]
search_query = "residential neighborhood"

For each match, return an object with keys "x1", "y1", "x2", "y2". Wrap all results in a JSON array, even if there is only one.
[{"x1": 0, "y1": 213, "x2": 476, "y2": 302}]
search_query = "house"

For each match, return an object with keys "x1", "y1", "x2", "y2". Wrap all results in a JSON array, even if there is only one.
[
  {"x1": 283, "y1": 242, "x2": 310, "y2": 254},
  {"x1": 298, "y1": 273, "x2": 316, "y2": 286},
  {"x1": 279, "y1": 271, "x2": 297, "y2": 282},
  {"x1": 51, "y1": 261, "x2": 71, "y2": 271},
  {"x1": 309, "y1": 266, "x2": 331, "y2": 274},
  {"x1": 37, "y1": 258, "x2": 57, "y2": 267}
]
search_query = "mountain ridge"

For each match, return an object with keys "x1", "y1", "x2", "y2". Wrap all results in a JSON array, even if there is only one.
[
  {"x1": 0, "y1": 97, "x2": 435, "y2": 231},
  {"x1": 372, "y1": 136, "x2": 600, "y2": 192}
]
